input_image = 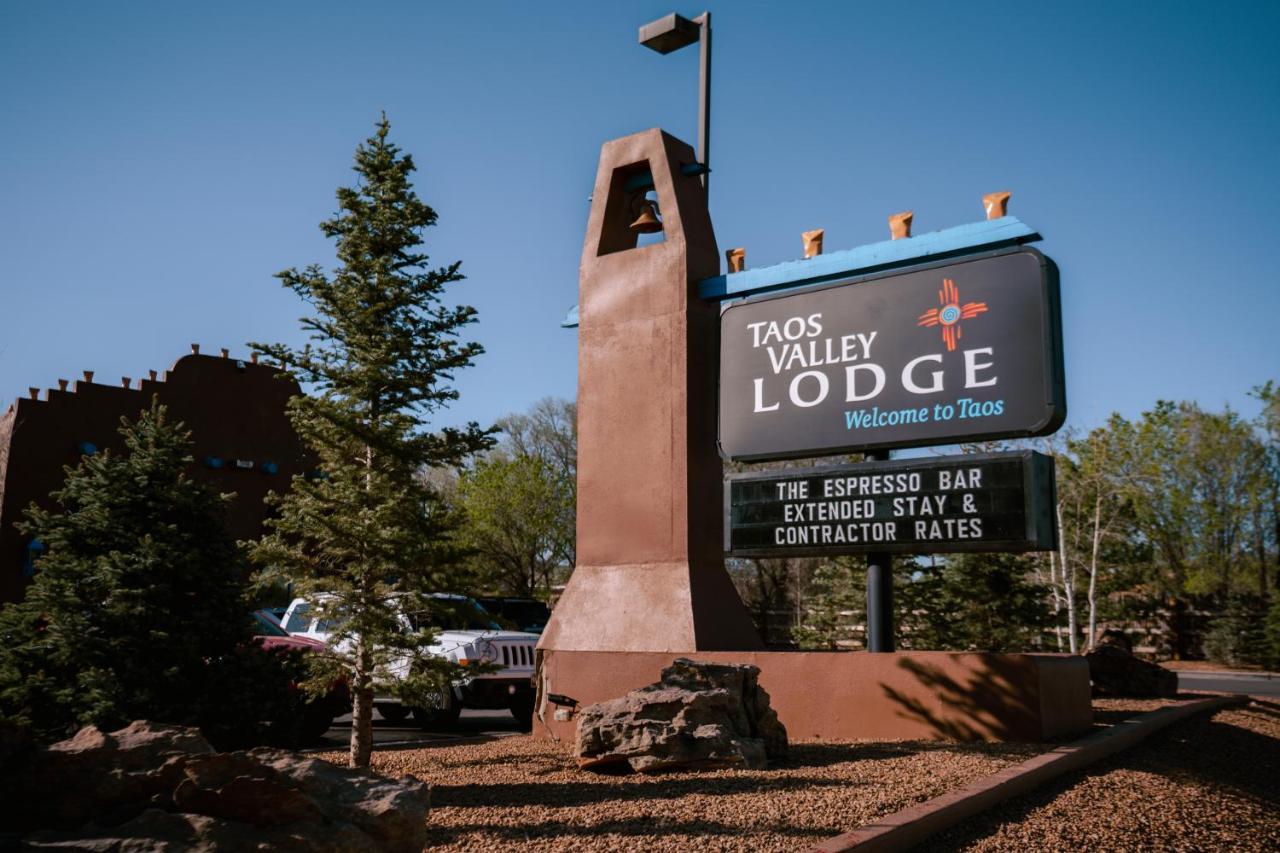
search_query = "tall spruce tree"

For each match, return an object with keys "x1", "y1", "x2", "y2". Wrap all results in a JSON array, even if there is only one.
[
  {"x1": 0, "y1": 401, "x2": 248, "y2": 741},
  {"x1": 896, "y1": 553, "x2": 1055, "y2": 652},
  {"x1": 791, "y1": 557, "x2": 865, "y2": 650},
  {"x1": 250, "y1": 116, "x2": 492, "y2": 767}
]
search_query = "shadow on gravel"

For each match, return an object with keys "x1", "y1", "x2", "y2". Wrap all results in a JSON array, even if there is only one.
[
  {"x1": 1161, "y1": 713, "x2": 1280, "y2": 806},
  {"x1": 422, "y1": 741, "x2": 1031, "y2": 779},
  {"x1": 431, "y1": 773, "x2": 862, "y2": 809},
  {"x1": 425, "y1": 752, "x2": 568, "y2": 774},
  {"x1": 915, "y1": 702, "x2": 1279, "y2": 851},
  {"x1": 425, "y1": 816, "x2": 831, "y2": 846},
  {"x1": 1245, "y1": 699, "x2": 1280, "y2": 720},
  {"x1": 1089, "y1": 692, "x2": 1234, "y2": 730},
  {"x1": 779, "y1": 740, "x2": 1036, "y2": 769},
  {"x1": 307, "y1": 733, "x2": 509, "y2": 756}
]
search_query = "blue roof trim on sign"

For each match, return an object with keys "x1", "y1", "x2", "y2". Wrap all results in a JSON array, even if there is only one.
[
  {"x1": 559, "y1": 216, "x2": 1040, "y2": 328},
  {"x1": 698, "y1": 216, "x2": 1041, "y2": 301}
]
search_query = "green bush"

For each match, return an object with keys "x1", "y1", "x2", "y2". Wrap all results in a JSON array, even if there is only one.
[{"x1": 1260, "y1": 595, "x2": 1280, "y2": 671}]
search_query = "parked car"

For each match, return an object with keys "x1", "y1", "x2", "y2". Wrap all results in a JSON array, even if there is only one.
[
  {"x1": 260, "y1": 606, "x2": 290, "y2": 626},
  {"x1": 476, "y1": 597, "x2": 552, "y2": 635},
  {"x1": 200, "y1": 610, "x2": 347, "y2": 749},
  {"x1": 251, "y1": 609, "x2": 324, "y2": 652},
  {"x1": 244, "y1": 607, "x2": 343, "y2": 742},
  {"x1": 281, "y1": 593, "x2": 538, "y2": 729}
]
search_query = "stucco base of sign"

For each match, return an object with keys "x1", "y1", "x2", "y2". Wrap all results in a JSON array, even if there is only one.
[{"x1": 535, "y1": 650, "x2": 1091, "y2": 743}]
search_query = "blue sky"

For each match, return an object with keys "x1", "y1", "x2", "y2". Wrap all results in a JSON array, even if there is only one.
[{"x1": 2, "y1": 1, "x2": 1277, "y2": 435}]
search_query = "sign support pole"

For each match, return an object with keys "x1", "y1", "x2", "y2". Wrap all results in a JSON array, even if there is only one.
[{"x1": 865, "y1": 449, "x2": 895, "y2": 652}]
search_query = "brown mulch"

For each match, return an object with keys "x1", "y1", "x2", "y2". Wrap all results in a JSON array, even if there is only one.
[
  {"x1": 922, "y1": 699, "x2": 1280, "y2": 852},
  {"x1": 310, "y1": 698, "x2": 1280, "y2": 852}
]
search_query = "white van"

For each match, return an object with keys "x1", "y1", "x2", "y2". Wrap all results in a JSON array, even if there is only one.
[{"x1": 281, "y1": 593, "x2": 538, "y2": 728}]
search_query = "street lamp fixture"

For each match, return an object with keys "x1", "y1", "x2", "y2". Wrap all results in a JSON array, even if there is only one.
[{"x1": 639, "y1": 11, "x2": 712, "y2": 196}]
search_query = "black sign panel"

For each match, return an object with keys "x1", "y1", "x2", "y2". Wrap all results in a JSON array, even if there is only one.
[
  {"x1": 726, "y1": 451, "x2": 1056, "y2": 557},
  {"x1": 718, "y1": 247, "x2": 1065, "y2": 461}
]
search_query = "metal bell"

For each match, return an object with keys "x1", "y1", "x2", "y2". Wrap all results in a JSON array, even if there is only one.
[{"x1": 629, "y1": 198, "x2": 663, "y2": 234}]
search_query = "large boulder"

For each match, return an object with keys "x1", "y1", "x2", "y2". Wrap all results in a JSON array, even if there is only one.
[
  {"x1": 576, "y1": 658, "x2": 788, "y2": 773},
  {"x1": 1087, "y1": 632, "x2": 1178, "y2": 698},
  {"x1": 4, "y1": 720, "x2": 210, "y2": 830},
  {"x1": 1093, "y1": 628, "x2": 1134, "y2": 654},
  {"x1": 22, "y1": 808, "x2": 374, "y2": 852},
  {"x1": 248, "y1": 748, "x2": 432, "y2": 851},
  {"x1": 1, "y1": 720, "x2": 430, "y2": 852}
]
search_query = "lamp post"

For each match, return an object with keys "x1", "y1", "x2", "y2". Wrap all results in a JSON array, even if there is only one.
[{"x1": 639, "y1": 11, "x2": 712, "y2": 196}]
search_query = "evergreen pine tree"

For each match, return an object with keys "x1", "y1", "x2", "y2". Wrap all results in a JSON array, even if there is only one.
[
  {"x1": 0, "y1": 401, "x2": 248, "y2": 741},
  {"x1": 897, "y1": 553, "x2": 1054, "y2": 652},
  {"x1": 1203, "y1": 593, "x2": 1268, "y2": 667},
  {"x1": 250, "y1": 116, "x2": 493, "y2": 767},
  {"x1": 896, "y1": 557, "x2": 955, "y2": 650},
  {"x1": 791, "y1": 557, "x2": 865, "y2": 650}
]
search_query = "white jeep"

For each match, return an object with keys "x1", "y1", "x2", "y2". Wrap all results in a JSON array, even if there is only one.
[{"x1": 281, "y1": 593, "x2": 538, "y2": 729}]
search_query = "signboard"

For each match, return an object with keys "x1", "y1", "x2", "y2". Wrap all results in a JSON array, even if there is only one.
[
  {"x1": 726, "y1": 451, "x2": 1056, "y2": 557},
  {"x1": 718, "y1": 247, "x2": 1065, "y2": 461}
]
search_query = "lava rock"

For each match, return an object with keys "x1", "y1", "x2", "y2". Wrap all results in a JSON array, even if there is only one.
[{"x1": 575, "y1": 658, "x2": 788, "y2": 773}]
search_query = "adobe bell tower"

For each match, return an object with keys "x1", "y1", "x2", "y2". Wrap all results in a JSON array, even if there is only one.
[{"x1": 537, "y1": 128, "x2": 762, "y2": 653}]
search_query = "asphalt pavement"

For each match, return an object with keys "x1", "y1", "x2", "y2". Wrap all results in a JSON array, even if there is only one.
[
  {"x1": 308, "y1": 707, "x2": 523, "y2": 752},
  {"x1": 1176, "y1": 670, "x2": 1280, "y2": 697}
]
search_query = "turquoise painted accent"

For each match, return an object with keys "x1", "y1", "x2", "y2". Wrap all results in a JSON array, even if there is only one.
[
  {"x1": 559, "y1": 216, "x2": 1040, "y2": 328},
  {"x1": 623, "y1": 162, "x2": 711, "y2": 192},
  {"x1": 698, "y1": 216, "x2": 1040, "y2": 301}
]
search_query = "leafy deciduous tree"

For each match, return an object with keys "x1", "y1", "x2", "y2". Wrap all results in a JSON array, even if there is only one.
[
  {"x1": 457, "y1": 451, "x2": 572, "y2": 599},
  {"x1": 1108, "y1": 402, "x2": 1272, "y2": 657}
]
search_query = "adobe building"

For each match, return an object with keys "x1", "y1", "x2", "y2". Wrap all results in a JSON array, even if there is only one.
[{"x1": 0, "y1": 349, "x2": 307, "y2": 604}]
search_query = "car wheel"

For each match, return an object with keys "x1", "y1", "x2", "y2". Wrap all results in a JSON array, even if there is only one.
[
  {"x1": 296, "y1": 702, "x2": 336, "y2": 745},
  {"x1": 509, "y1": 691, "x2": 535, "y2": 731},
  {"x1": 412, "y1": 687, "x2": 461, "y2": 729},
  {"x1": 377, "y1": 703, "x2": 410, "y2": 724}
]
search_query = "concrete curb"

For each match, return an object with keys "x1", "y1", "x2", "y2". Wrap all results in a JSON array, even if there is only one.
[{"x1": 811, "y1": 694, "x2": 1250, "y2": 852}]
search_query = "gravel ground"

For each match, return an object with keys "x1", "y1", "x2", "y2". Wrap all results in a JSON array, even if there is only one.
[
  {"x1": 314, "y1": 737, "x2": 1042, "y2": 851},
  {"x1": 310, "y1": 698, "x2": 1279, "y2": 851},
  {"x1": 922, "y1": 699, "x2": 1280, "y2": 852}
]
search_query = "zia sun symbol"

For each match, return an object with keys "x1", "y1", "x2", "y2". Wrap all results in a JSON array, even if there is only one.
[{"x1": 917, "y1": 278, "x2": 988, "y2": 352}]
